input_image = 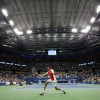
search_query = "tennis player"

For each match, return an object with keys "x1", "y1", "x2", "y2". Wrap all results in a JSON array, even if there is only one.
[{"x1": 40, "y1": 66, "x2": 66, "y2": 95}]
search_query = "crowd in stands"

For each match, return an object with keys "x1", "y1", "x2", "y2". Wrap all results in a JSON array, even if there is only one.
[
  {"x1": 34, "y1": 62, "x2": 85, "y2": 71},
  {"x1": 83, "y1": 73, "x2": 100, "y2": 84},
  {"x1": 0, "y1": 70, "x2": 100, "y2": 85},
  {"x1": 0, "y1": 71, "x2": 21, "y2": 85}
]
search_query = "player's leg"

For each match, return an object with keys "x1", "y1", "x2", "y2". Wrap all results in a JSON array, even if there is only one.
[
  {"x1": 53, "y1": 81, "x2": 66, "y2": 94},
  {"x1": 55, "y1": 86, "x2": 62, "y2": 90},
  {"x1": 55, "y1": 86, "x2": 66, "y2": 94},
  {"x1": 44, "y1": 81, "x2": 49, "y2": 91},
  {"x1": 40, "y1": 79, "x2": 51, "y2": 95}
]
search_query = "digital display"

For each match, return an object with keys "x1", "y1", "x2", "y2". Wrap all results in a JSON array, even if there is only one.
[{"x1": 48, "y1": 50, "x2": 57, "y2": 55}]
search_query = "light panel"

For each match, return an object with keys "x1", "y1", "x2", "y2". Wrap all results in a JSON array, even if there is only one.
[
  {"x1": 72, "y1": 28, "x2": 77, "y2": 33},
  {"x1": 27, "y1": 30, "x2": 32, "y2": 34},
  {"x1": 14, "y1": 28, "x2": 23, "y2": 35},
  {"x1": 1, "y1": 9, "x2": 8, "y2": 17},
  {"x1": 96, "y1": 5, "x2": 100, "y2": 13},
  {"x1": 9, "y1": 20, "x2": 14, "y2": 26},
  {"x1": 90, "y1": 17, "x2": 95, "y2": 23},
  {"x1": 81, "y1": 26, "x2": 91, "y2": 33}
]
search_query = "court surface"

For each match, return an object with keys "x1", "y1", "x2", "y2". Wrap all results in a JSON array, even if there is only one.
[{"x1": 0, "y1": 83, "x2": 100, "y2": 100}]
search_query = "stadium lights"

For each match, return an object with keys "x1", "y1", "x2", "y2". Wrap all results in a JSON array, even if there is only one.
[
  {"x1": 59, "y1": 50, "x2": 63, "y2": 52},
  {"x1": 72, "y1": 28, "x2": 77, "y2": 33},
  {"x1": 37, "y1": 50, "x2": 41, "y2": 52},
  {"x1": 81, "y1": 29, "x2": 86, "y2": 33},
  {"x1": 81, "y1": 26, "x2": 91, "y2": 33},
  {"x1": 14, "y1": 28, "x2": 19, "y2": 33},
  {"x1": 1, "y1": 9, "x2": 8, "y2": 17},
  {"x1": 14, "y1": 28, "x2": 23, "y2": 35},
  {"x1": 22, "y1": 65, "x2": 27, "y2": 67},
  {"x1": 27, "y1": 30, "x2": 32, "y2": 34},
  {"x1": 0, "y1": 62, "x2": 5, "y2": 64},
  {"x1": 96, "y1": 5, "x2": 100, "y2": 13},
  {"x1": 3, "y1": 44, "x2": 7, "y2": 47},
  {"x1": 90, "y1": 17, "x2": 95, "y2": 23},
  {"x1": 0, "y1": 61, "x2": 26, "y2": 66},
  {"x1": 17, "y1": 31, "x2": 23, "y2": 35},
  {"x1": 42, "y1": 51, "x2": 45, "y2": 52},
  {"x1": 9, "y1": 20, "x2": 14, "y2": 26},
  {"x1": 3, "y1": 44, "x2": 12, "y2": 48}
]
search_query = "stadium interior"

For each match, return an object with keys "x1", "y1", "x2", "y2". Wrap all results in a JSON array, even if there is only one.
[{"x1": 0, "y1": 0, "x2": 100, "y2": 100}]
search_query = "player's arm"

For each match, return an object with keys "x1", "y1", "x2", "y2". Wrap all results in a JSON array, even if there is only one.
[
  {"x1": 41, "y1": 72, "x2": 48, "y2": 76},
  {"x1": 40, "y1": 72, "x2": 48, "y2": 77}
]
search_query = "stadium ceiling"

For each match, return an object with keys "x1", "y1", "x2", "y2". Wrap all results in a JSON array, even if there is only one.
[{"x1": 0, "y1": 0, "x2": 100, "y2": 54}]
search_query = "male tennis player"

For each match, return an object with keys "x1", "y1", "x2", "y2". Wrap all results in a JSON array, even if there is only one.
[{"x1": 40, "y1": 66, "x2": 66, "y2": 95}]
